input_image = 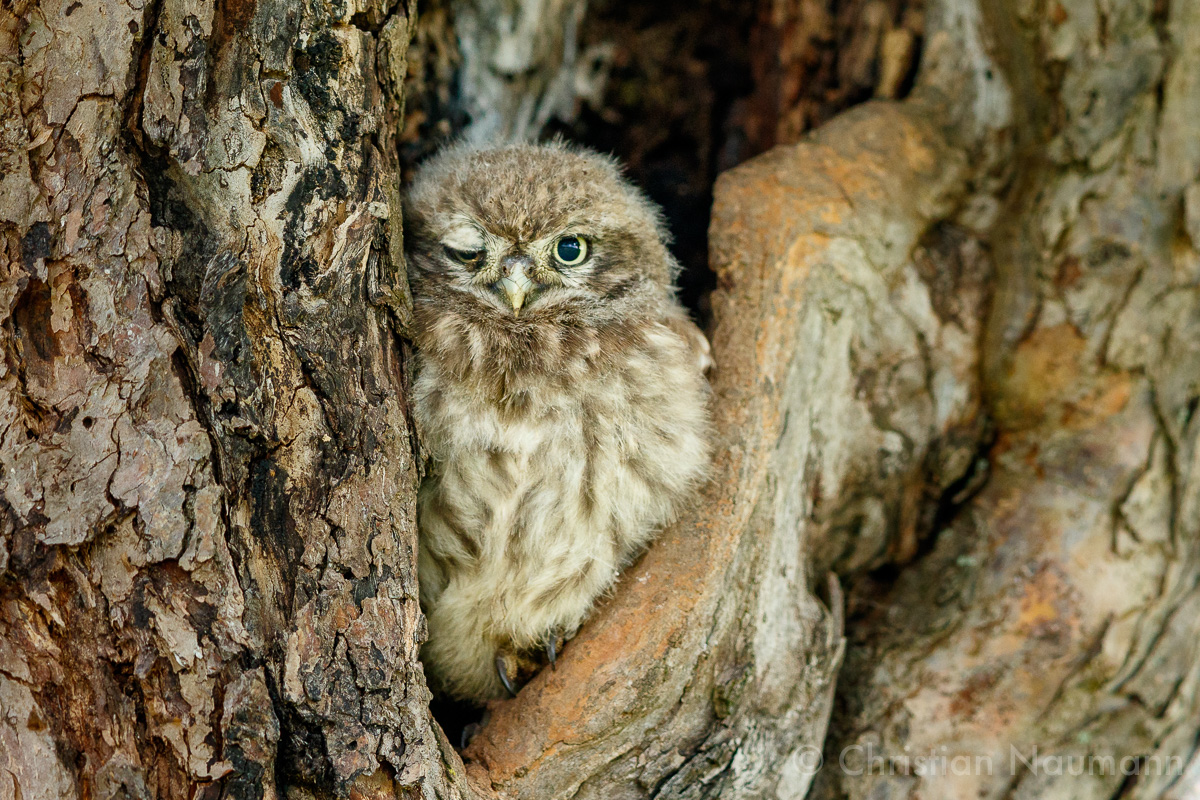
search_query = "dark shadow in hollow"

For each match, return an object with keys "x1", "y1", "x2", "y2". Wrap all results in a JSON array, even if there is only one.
[{"x1": 546, "y1": 0, "x2": 759, "y2": 325}]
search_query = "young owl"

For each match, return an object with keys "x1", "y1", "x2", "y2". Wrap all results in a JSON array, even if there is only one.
[{"x1": 404, "y1": 141, "x2": 712, "y2": 703}]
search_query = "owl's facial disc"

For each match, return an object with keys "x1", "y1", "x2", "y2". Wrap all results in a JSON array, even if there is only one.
[{"x1": 497, "y1": 253, "x2": 535, "y2": 317}]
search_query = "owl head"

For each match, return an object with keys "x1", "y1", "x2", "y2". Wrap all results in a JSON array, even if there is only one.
[{"x1": 403, "y1": 141, "x2": 679, "y2": 328}]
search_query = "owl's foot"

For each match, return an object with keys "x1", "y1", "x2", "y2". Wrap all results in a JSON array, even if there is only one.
[
  {"x1": 495, "y1": 654, "x2": 519, "y2": 697},
  {"x1": 545, "y1": 631, "x2": 567, "y2": 669},
  {"x1": 460, "y1": 722, "x2": 483, "y2": 749},
  {"x1": 493, "y1": 649, "x2": 541, "y2": 697},
  {"x1": 495, "y1": 631, "x2": 573, "y2": 695}
]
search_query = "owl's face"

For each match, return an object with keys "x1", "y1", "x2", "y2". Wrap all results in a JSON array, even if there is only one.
[{"x1": 403, "y1": 142, "x2": 677, "y2": 327}]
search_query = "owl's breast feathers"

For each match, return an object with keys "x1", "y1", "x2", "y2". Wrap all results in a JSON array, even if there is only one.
[
  {"x1": 413, "y1": 306, "x2": 710, "y2": 488},
  {"x1": 412, "y1": 308, "x2": 711, "y2": 699}
]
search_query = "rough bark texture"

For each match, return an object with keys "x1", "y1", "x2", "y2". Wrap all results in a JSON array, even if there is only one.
[
  {"x1": 399, "y1": 0, "x2": 592, "y2": 150},
  {"x1": 0, "y1": 0, "x2": 449, "y2": 795},
  {"x1": 2, "y1": 0, "x2": 1199, "y2": 798},
  {"x1": 814, "y1": 1, "x2": 1200, "y2": 798}
]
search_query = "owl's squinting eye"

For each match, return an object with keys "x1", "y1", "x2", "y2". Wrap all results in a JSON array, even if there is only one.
[
  {"x1": 553, "y1": 235, "x2": 588, "y2": 266},
  {"x1": 445, "y1": 246, "x2": 485, "y2": 266}
]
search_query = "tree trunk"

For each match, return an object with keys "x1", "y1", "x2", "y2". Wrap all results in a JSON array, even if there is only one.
[
  {"x1": 812, "y1": 2, "x2": 1200, "y2": 798},
  {"x1": 1, "y1": 1, "x2": 1198, "y2": 800},
  {"x1": 0, "y1": 0, "x2": 441, "y2": 795}
]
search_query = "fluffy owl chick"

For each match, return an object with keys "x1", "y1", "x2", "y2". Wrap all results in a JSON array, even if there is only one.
[{"x1": 405, "y1": 141, "x2": 712, "y2": 703}]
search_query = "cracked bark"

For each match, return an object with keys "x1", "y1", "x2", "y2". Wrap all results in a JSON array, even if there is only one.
[{"x1": 1, "y1": 1, "x2": 1199, "y2": 800}]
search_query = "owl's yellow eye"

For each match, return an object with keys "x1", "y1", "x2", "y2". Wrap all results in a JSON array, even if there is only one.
[
  {"x1": 446, "y1": 246, "x2": 485, "y2": 266},
  {"x1": 553, "y1": 235, "x2": 588, "y2": 266}
]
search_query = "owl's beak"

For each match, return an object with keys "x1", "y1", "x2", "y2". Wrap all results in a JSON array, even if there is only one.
[{"x1": 497, "y1": 256, "x2": 535, "y2": 317}]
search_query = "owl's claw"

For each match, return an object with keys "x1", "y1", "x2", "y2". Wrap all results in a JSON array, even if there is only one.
[
  {"x1": 460, "y1": 722, "x2": 483, "y2": 750},
  {"x1": 495, "y1": 654, "x2": 518, "y2": 697},
  {"x1": 544, "y1": 630, "x2": 569, "y2": 670}
]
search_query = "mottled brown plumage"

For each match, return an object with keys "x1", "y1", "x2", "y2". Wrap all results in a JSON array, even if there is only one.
[{"x1": 404, "y1": 141, "x2": 712, "y2": 702}]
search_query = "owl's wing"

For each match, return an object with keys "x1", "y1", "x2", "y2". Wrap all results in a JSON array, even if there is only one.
[{"x1": 664, "y1": 308, "x2": 715, "y2": 375}]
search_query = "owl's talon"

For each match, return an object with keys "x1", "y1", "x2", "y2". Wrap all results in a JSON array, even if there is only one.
[
  {"x1": 545, "y1": 630, "x2": 568, "y2": 670},
  {"x1": 460, "y1": 722, "x2": 483, "y2": 750},
  {"x1": 495, "y1": 654, "x2": 518, "y2": 697}
]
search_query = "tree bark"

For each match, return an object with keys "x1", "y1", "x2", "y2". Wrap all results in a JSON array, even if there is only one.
[
  {"x1": 1, "y1": 0, "x2": 1199, "y2": 800},
  {"x1": 813, "y1": 1, "x2": 1200, "y2": 798},
  {"x1": 0, "y1": 0, "x2": 443, "y2": 795}
]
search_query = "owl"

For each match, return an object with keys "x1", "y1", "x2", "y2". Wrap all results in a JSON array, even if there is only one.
[{"x1": 404, "y1": 141, "x2": 712, "y2": 703}]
